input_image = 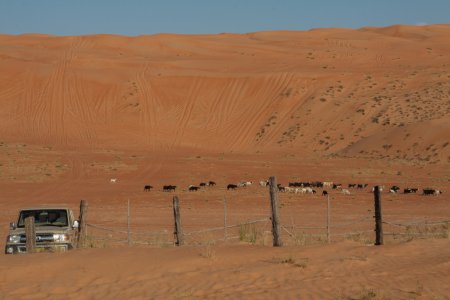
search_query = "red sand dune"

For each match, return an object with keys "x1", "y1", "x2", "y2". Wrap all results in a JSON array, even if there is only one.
[
  {"x1": 0, "y1": 25, "x2": 449, "y2": 299},
  {"x1": 0, "y1": 25, "x2": 449, "y2": 157}
]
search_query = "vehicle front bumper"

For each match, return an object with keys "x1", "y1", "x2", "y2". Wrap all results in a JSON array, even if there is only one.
[{"x1": 5, "y1": 243, "x2": 73, "y2": 254}]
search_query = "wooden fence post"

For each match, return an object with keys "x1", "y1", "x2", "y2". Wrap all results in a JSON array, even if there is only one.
[
  {"x1": 374, "y1": 186, "x2": 384, "y2": 245},
  {"x1": 224, "y1": 196, "x2": 228, "y2": 241},
  {"x1": 77, "y1": 200, "x2": 88, "y2": 248},
  {"x1": 269, "y1": 176, "x2": 283, "y2": 247},
  {"x1": 327, "y1": 194, "x2": 331, "y2": 244},
  {"x1": 127, "y1": 199, "x2": 131, "y2": 246},
  {"x1": 25, "y1": 216, "x2": 36, "y2": 253},
  {"x1": 173, "y1": 196, "x2": 184, "y2": 246},
  {"x1": 447, "y1": 222, "x2": 450, "y2": 239}
]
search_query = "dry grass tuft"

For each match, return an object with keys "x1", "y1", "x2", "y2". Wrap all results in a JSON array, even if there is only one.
[{"x1": 271, "y1": 255, "x2": 308, "y2": 268}]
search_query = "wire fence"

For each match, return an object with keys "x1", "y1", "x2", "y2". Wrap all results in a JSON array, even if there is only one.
[
  {"x1": 80, "y1": 190, "x2": 450, "y2": 248},
  {"x1": 382, "y1": 219, "x2": 450, "y2": 241},
  {"x1": 280, "y1": 214, "x2": 375, "y2": 246}
]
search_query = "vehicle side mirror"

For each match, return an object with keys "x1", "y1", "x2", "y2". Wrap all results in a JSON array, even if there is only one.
[
  {"x1": 73, "y1": 220, "x2": 79, "y2": 229},
  {"x1": 9, "y1": 222, "x2": 16, "y2": 230}
]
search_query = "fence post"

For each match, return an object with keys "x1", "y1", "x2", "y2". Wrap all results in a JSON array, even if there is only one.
[
  {"x1": 327, "y1": 194, "x2": 331, "y2": 244},
  {"x1": 447, "y1": 222, "x2": 450, "y2": 239},
  {"x1": 77, "y1": 200, "x2": 88, "y2": 248},
  {"x1": 374, "y1": 186, "x2": 384, "y2": 245},
  {"x1": 173, "y1": 196, "x2": 184, "y2": 246},
  {"x1": 25, "y1": 216, "x2": 36, "y2": 253},
  {"x1": 269, "y1": 176, "x2": 283, "y2": 247},
  {"x1": 224, "y1": 196, "x2": 228, "y2": 241},
  {"x1": 127, "y1": 199, "x2": 131, "y2": 246}
]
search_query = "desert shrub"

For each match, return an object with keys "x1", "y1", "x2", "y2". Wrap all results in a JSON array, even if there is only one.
[{"x1": 239, "y1": 223, "x2": 259, "y2": 244}]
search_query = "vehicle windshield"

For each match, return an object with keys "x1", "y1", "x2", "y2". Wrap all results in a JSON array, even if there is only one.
[{"x1": 17, "y1": 209, "x2": 68, "y2": 227}]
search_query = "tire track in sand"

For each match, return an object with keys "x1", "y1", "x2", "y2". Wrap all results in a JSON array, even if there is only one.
[
  {"x1": 202, "y1": 78, "x2": 235, "y2": 131},
  {"x1": 133, "y1": 64, "x2": 167, "y2": 178},
  {"x1": 66, "y1": 70, "x2": 98, "y2": 146},
  {"x1": 25, "y1": 39, "x2": 82, "y2": 145},
  {"x1": 61, "y1": 37, "x2": 99, "y2": 146},
  {"x1": 169, "y1": 77, "x2": 204, "y2": 149},
  {"x1": 24, "y1": 36, "x2": 98, "y2": 146},
  {"x1": 208, "y1": 77, "x2": 250, "y2": 133},
  {"x1": 200, "y1": 77, "x2": 250, "y2": 150},
  {"x1": 25, "y1": 54, "x2": 63, "y2": 144},
  {"x1": 136, "y1": 63, "x2": 164, "y2": 150},
  {"x1": 0, "y1": 75, "x2": 24, "y2": 103},
  {"x1": 226, "y1": 72, "x2": 297, "y2": 151},
  {"x1": 6, "y1": 70, "x2": 34, "y2": 127}
]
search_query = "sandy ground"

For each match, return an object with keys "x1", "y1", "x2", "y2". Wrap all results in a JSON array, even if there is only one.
[
  {"x1": 1, "y1": 154, "x2": 449, "y2": 299},
  {"x1": 0, "y1": 24, "x2": 449, "y2": 299},
  {"x1": 0, "y1": 240, "x2": 449, "y2": 299}
]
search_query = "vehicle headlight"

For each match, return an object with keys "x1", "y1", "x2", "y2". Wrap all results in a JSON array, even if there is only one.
[
  {"x1": 53, "y1": 234, "x2": 68, "y2": 242},
  {"x1": 7, "y1": 235, "x2": 21, "y2": 243}
]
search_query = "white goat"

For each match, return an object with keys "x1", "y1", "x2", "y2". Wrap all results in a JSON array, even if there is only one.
[
  {"x1": 323, "y1": 181, "x2": 333, "y2": 188},
  {"x1": 295, "y1": 188, "x2": 305, "y2": 194}
]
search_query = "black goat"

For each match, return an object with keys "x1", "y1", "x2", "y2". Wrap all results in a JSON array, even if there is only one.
[
  {"x1": 423, "y1": 188, "x2": 441, "y2": 196},
  {"x1": 404, "y1": 188, "x2": 418, "y2": 194},
  {"x1": 227, "y1": 184, "x2": 238, "y2": 190},
  {"x1": 163, "y1": 185, "x2": 177, "y2": 192},
  {"x1": 143, "y1": 185, "x2": 153, "y2": 192}
]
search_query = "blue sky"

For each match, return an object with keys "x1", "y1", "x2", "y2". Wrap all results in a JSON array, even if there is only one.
[{"x1": 0, "y1": 0, "x2": 449, "y2": 36}]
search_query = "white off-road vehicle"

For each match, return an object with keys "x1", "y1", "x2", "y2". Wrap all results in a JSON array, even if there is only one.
[{"x1": 5, "y1": 206, "x2": 79, "y2": 254}]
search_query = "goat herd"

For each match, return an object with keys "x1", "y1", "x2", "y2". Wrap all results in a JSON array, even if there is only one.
[{"x1": 135, "y1": 179, "x2": 443, "y2": 196}]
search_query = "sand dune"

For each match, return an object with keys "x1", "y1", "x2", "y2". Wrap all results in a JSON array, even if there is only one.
[
  {"x1": 0, "y1": 25, "x2": 449, "y2": 159},
  {"x1": 340, "y1": 117, "x2": 450, "y2": 163},
  {"x1": 1, "y1": 25, "x2": 449, "y2": 299}
]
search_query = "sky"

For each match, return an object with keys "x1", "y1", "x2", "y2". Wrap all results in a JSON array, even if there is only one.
[{"x1": 0, "y1": 0, "x2": 449, "y2": 36}]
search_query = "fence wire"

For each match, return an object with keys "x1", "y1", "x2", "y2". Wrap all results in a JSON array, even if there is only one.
[
  {"x1": 78, "y1": 192, "x2": 449, "y2": 248},
  {"x1": 381, "y1": 218, "x2": 450, "y2": 242},
  {"x1": 183, "y1": 218, "x2": 271, "y2": 246},
  {"x1": 85, "y1": 223, "x2": 172, "y2": 247}
]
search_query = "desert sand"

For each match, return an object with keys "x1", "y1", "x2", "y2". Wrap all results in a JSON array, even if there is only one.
[
  {"x1": 0, "y1": 24, "x2": 449, "y2": 299},
  {"x1": 0, "y1": 239, "x2": 449, "y2": 299}
]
